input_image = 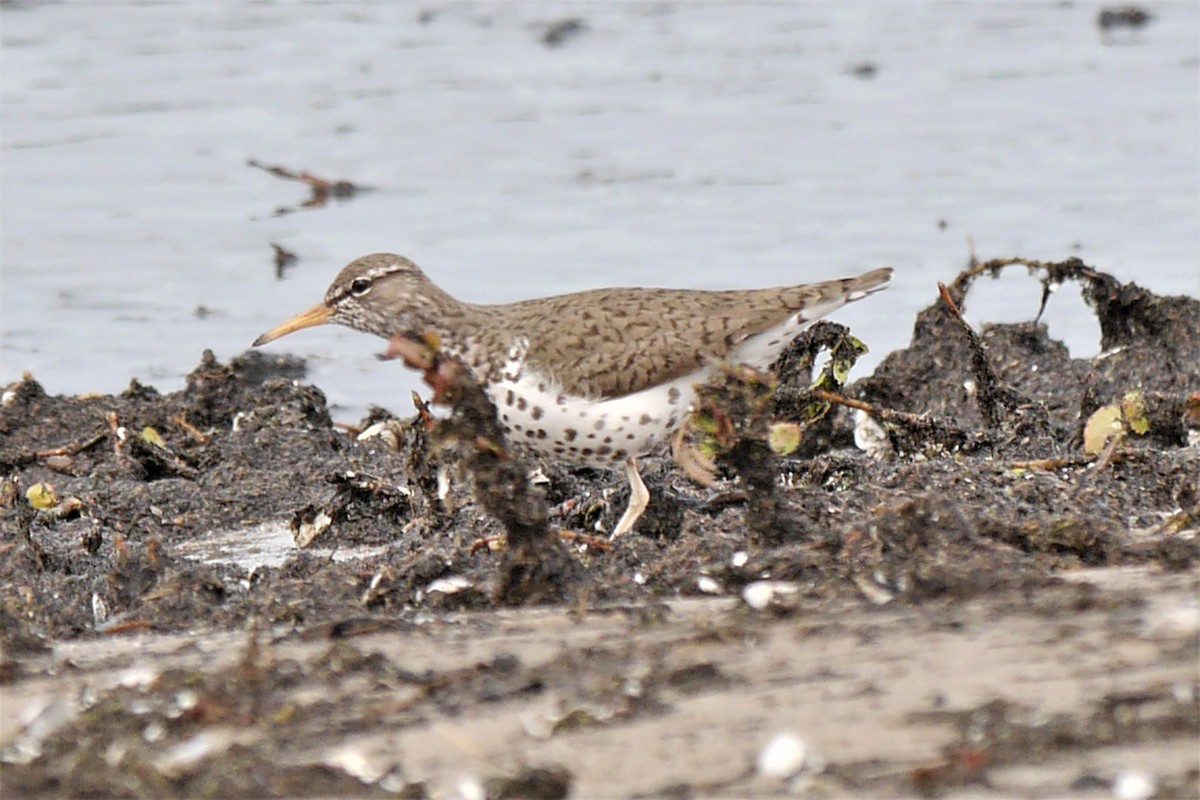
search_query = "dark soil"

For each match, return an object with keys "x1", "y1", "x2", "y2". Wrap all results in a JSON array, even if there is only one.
[{"x1": 2, "y1": 259, "x2": 1197, "y2": 798}]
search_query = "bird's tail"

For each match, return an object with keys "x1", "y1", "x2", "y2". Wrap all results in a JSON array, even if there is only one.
[{"x1": 842, "y1": 266, "x2": 893, "y2": 303}]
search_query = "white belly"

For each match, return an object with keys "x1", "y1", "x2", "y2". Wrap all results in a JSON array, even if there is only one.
[
  {"x1": 489, "y1": 370, "x2": 702, "y2": 467},
  {"x1": 480, "y1": 309, "x2": 827, "y2": 467}
]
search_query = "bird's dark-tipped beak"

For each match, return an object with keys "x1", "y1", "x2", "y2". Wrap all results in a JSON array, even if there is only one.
[{"x1": 253, "y1": 303, "x2": 333, "y2": 346}]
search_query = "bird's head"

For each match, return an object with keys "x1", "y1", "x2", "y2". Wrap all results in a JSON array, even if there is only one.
[{"x1": 253, "y1": 253, "x2": 435, "y2": 345}]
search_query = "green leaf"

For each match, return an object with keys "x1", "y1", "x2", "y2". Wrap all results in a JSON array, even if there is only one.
[
  {"x1": 141, "y1": 426, "x2": 166, "y2": 448},
  {"x1": 1083, "y1": 404, "x2": 1124, "y2": 455},
  {"x1": 26, "y1": 482, "x2": 58, "y2": 509},
  {"x1": 768, "y1": 422, "x2": 802, "y2": 455},
  {"x1": 1120, "y1": 391, "x2": 1150, "y2": 435}
]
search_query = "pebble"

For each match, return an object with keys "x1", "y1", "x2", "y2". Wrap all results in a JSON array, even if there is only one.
[
  {"x1": 756, "y1": 731, "x2": 807, "y2": 779},
  {"x1": 1112, "y1": 769, "x2": 1156, "y2": 800},
  {"x1": 742, "y1": 581, "x2": 799, "y2": 611}
]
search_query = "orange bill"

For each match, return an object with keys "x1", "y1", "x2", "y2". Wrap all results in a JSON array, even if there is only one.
[{"x1": 253, "y1": 303, "x2": 333, "y2": 346}]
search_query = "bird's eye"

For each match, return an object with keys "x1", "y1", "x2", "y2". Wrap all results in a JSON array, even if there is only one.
[{"x1": 349, "y1": 277, "x2": 372, "y2": 297}]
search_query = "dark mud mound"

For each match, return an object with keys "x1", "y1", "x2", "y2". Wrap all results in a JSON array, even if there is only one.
[
  {"x1": 1, "y1": 260, "x2": 1196, "y2": 644},
  {"x1": 859, "y1": 257, "x2": 1198, "y2": 444},
  {"x1": 1, "y1": 259, "x2": 1197, "y2": 798}
]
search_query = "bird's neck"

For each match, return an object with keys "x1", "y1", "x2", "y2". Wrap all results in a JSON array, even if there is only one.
[{"x1": 402, "y1": 286, "x2": 502, "y2": 369}]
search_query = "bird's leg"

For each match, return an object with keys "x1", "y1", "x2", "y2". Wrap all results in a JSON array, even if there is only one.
[{"x1": 611, "y1": 456, "x2": 649, "y2": 539}]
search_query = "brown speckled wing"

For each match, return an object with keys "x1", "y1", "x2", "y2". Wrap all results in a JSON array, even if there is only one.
[{"x1": 509, "y1": 267, "x2": 893, "y2": 399}]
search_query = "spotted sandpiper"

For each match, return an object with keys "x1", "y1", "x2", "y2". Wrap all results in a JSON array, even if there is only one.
[{"x1": 254, "y1": 253, "x2": 892, "y2": 536}]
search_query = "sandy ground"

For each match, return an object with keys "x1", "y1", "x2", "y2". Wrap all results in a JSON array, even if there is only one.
[{"x1": 3, "y1": 569, "x2": 1197, "y2": 799}]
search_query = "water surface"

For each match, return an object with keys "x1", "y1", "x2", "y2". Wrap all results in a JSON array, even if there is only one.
[{"x1": 3, "y1": 2, "x2": 1196, "y2": 420}]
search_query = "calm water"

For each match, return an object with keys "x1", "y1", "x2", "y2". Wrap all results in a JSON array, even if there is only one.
[{"x1": 3, "y1": 2, "x2": 1197, "y2": 421}]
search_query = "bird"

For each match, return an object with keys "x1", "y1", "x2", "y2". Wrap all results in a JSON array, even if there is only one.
[{"x1": 254, "y1": 253, "x2": 892, "y2": 537}]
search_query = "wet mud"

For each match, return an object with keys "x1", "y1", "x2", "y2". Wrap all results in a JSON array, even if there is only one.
[{"x1": 1, "y1": 259, "x2": 1197, "y2": 798}]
